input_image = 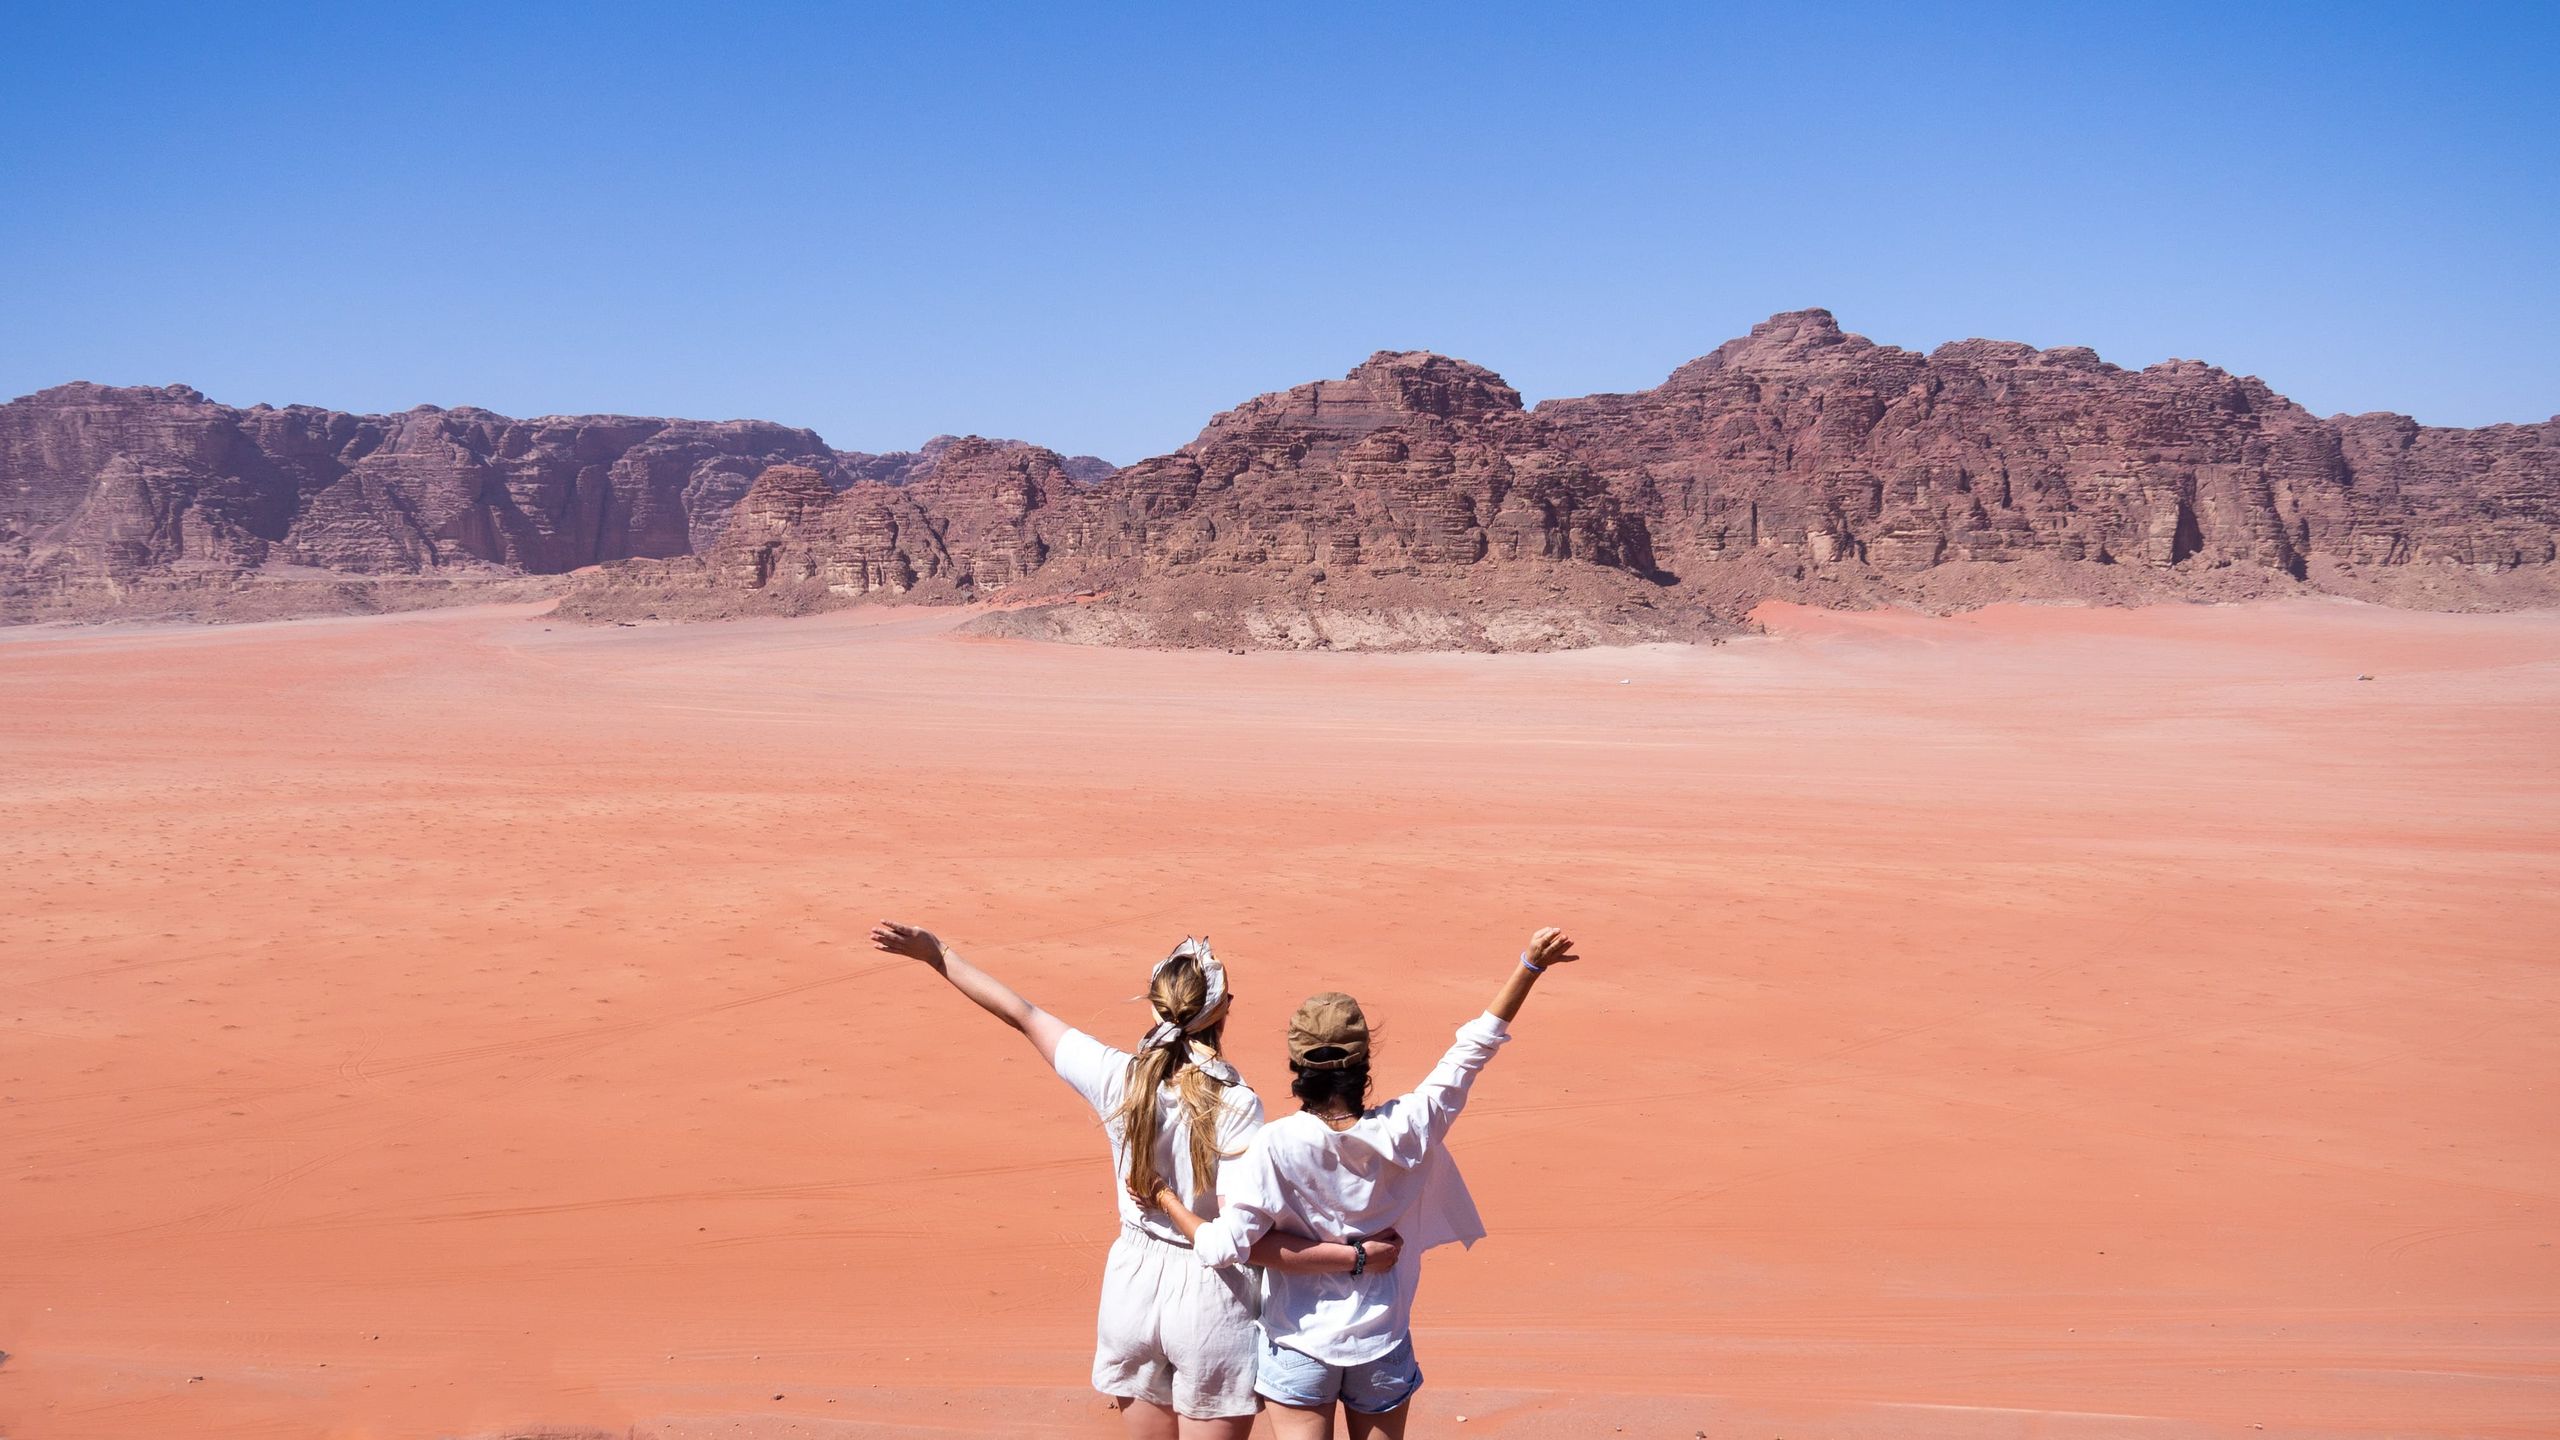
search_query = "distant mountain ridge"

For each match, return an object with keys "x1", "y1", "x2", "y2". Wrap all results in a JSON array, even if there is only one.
[
  {"x1": 0, "y1": 381, "x2": 1110, "y2": 620},
  {"x1": 7, "y1": 311, "x2": 2556, "y2": 641}
]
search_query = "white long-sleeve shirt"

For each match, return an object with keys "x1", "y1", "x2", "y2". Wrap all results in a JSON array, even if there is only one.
[
  {"x1": 1051, "y1": 1028, "x2": 1264, "y2": 1246},
  {"x1": 1187, "y1": 1012, "x2": 1511, "y2": 1364}
]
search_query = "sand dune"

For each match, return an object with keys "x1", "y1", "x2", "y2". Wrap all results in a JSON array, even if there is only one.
[{"x1": 3, "y1": 600, "x2": 2556, "y2": 1438}]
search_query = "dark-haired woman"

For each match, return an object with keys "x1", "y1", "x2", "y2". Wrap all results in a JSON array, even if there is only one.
[
  {"x1": 1152, "y1": 927, "x2": 1581, "y2": 1439},
  {"x1": 870, "y1": 922, "x2": 1403, "y2": 1440}
]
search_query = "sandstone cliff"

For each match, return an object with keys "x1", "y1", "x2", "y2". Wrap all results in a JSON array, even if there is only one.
[
  {"x1": 12, "y1": 312, "x2": 2557, "y2": 641},
  {"x1": 554, "y1": 352, "x2": 1710, "y2": 647},
  {"x1": 1535, "y1": 311, "x2": 2558, "y2": 604},
  {"x1": 563, "y1": 313, "x2": 2560, "y2": 646},
  {"x1": 0, "y1": 384, "x2": 1110, "y2": 622}
]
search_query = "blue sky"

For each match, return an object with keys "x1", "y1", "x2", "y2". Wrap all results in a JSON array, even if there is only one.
[{"x1": 4, "y1": 2, "x2": 2554, "y2": 461}]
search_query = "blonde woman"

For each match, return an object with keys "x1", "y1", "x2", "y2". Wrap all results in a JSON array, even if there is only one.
[{"x1": 871, "y1": 922, "x2": 1402, "y2": 1439}]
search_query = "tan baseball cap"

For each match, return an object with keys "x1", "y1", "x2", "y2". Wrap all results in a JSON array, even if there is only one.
[{"x1": 1288, "y1": 991, "x2": 1370, "y2": 1069}]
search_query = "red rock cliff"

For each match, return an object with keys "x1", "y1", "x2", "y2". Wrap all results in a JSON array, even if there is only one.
[{"x1": 12, "y1": 313, "x2": 2557, "y2": 631}]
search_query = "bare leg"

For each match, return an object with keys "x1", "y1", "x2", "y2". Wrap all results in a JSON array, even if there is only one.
[
  {"x1": 1263, "y1": 1400, "x2": 1337, "y2": 1439},
  {"x1": 1345, "y1": 1402, "x2": 1410, "y2": 1439},
  {"x1": 1113, "y1": 1397, "x2": 1179, "y2": 1440},
  {"x1": 1179, "y1": 1415, "x2": 1257, "y2": 1440}
]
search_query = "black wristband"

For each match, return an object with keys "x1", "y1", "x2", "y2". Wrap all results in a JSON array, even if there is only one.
[{"x1": 1351, "y1": 1240, "x2": 1368, "y2": 1276}]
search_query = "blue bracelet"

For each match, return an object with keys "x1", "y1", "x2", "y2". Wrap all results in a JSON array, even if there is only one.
[{"x1": 1520, "y1": 951, "x2": 1545, "y2": 974}]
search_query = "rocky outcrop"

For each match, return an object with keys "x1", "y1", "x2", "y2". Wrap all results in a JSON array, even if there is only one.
[
  {"x1": 1533, "y1": 310, "x2": 2558, "y2": 594},
  {"x1": 1099, "y1": 351, "x2": 1655, "y2": 579},
  {"x1": 2322, "y1": 412, "x2": 2560, "y2": 570},
  {"x1": 561, "y1": 314, "x2": 2558, "y2": 644},
  {"x1": 557, "y1": 353, "x2": 1698, "y2": 647},
  {"x1": 0, "y1": 385, "x2": 1112, "y2": 622},
  {"x1": 0, "y1": 384, "x2": 843, "y2": 581},
  {"x1": 554, "y1": 438, "x2": 1111, "y2": 622},
  {"x1": 11, "y1": 312, "x2": 2557, "y2": 638}
]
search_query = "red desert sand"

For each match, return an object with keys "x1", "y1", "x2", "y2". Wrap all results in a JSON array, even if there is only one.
[{"x1": 3, "y1": 600, "x2": 2555, "y2": 1439}]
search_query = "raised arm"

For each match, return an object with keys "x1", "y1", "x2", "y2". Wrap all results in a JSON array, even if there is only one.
[
  {"x1": 1488, "y1": 926, "x2": 1579, "y2": 1022},
  {"x1": 1372, "y1": 926, "x2": 1584, "y2": 1156},
  {"x1": 871, "y1": 920, "x2": 1069, "y2": 1065},
  {"x1": 1152, "y1": 1187, "x2": 1403, "y2": 1275}
]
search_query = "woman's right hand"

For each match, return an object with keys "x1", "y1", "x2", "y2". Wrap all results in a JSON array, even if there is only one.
[
  {"x1": 1362, "y1": 1228, "x2": 1406, "y2": 1273},
  {"x1": 871, "y1": 921, "x2": 945, "y2": 964}
]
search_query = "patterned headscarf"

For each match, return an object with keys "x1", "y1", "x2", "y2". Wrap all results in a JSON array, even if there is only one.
[{"x1": 1138, "y1": 936, "x2": 1238, "y2": 1084}]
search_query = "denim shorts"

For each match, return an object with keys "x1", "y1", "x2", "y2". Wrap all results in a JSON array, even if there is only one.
[{"x1": 1253, "y1": 1329, "x2": 1424, "y2": 1415}]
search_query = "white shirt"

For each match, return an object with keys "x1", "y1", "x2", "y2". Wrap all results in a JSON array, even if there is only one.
[
  {"x1": 1051, "y1": 1028, "x2": 1265, "y2": 1246},
  {"x1": 1188, "y1": 1013, "x2": 1511, "y2": 1364}
]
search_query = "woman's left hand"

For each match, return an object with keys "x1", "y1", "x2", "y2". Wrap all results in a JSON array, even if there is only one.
[{"x1": 1524, "y1": 927, "x2": 1578, "y2": 969}]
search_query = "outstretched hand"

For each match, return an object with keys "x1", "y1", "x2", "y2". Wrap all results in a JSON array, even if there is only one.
[
  {"x1": 1490, "y1": 926, "x2": 1579, "y2": 1022},
  {"x1": 1525, "y1": 926, "x2": 1579, "y2": 969},
  {"x1": 871, "y1": 921, "x2": 946, "y2": 965}
]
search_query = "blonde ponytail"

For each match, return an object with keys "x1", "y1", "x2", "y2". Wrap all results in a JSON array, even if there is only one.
[{"x1": 1115, "y1": 955, "x2": 1231, "y2": 1207}]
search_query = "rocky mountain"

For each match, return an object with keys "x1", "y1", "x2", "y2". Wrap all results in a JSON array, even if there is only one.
[
  {"x1": 10, "y1": 312, "x2": 2557, "y2": 641},
  {"x1": 1537, "y1": 311, "x2": 2558, "y2": 590},
  {"x1": 557, "y1": 351, "x2": 1706, "y2": 647},
  {"x1": 0, "y1": 383, "x2": 1110, "y2": 622},
  {"x1": 566, "y1": 311, "x2": 2560, "y2": 646}
]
